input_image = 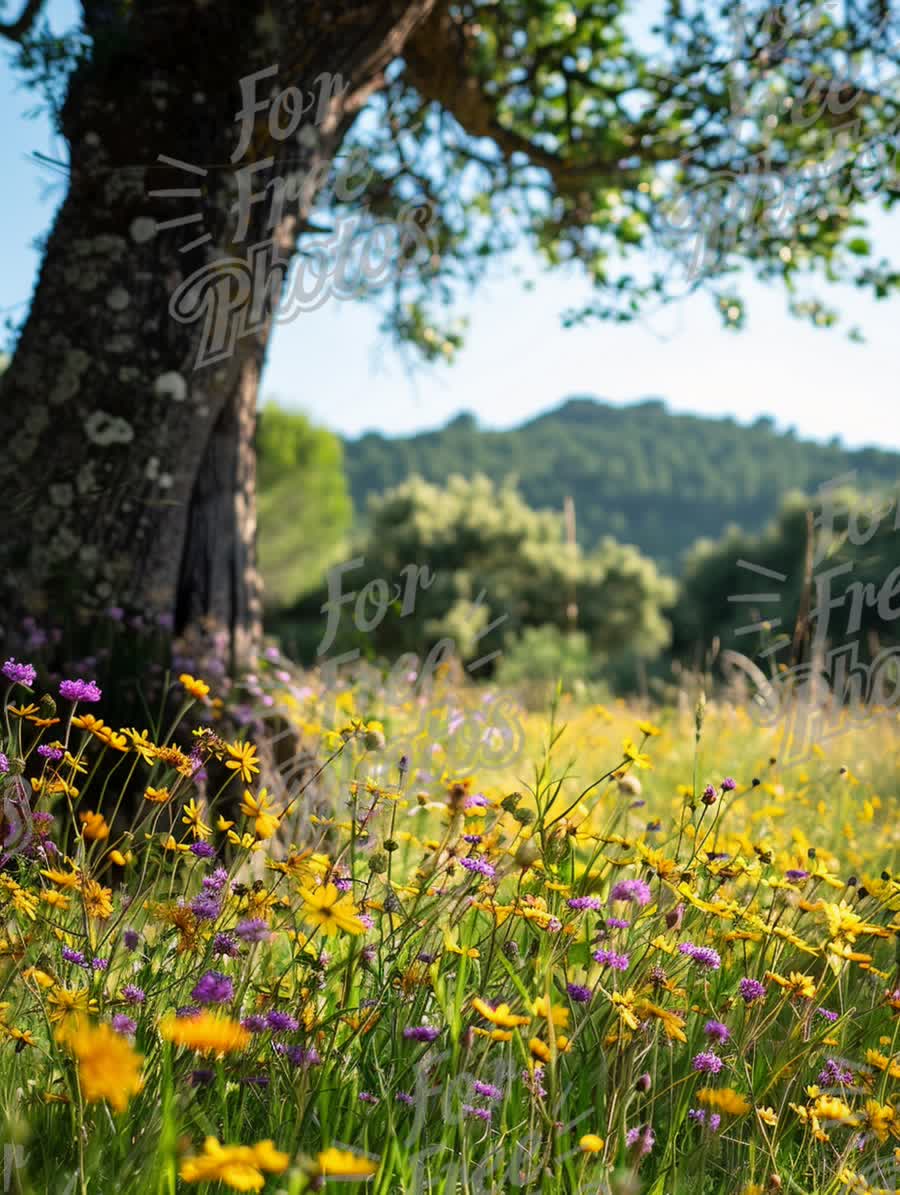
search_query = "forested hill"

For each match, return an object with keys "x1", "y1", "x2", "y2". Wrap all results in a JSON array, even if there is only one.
[{"x1": 342, "y1": 397, "x2": 900, "y2": 572}]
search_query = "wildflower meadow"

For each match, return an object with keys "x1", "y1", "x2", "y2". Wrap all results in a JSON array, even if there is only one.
[{"x1": 0, "y1": 647, "x2": 896, "y2": 1195}]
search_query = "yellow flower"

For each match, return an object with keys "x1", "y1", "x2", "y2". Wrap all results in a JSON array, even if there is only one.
[
  {"x1": 532, "y1": 995, "x2": 570, "y2": 1028},
  {"x1": 611, "y1": 989, "x2": 640, "y2": 1031},
  {"x1": 442, "y1": 926, "x2": 479, "y2": 958},
  {"x1": 224, "y1": 740, "x2": 259, "y2": 784},
  {"x1": 180, "y1": 1136, "x2": 288, "y2": 1191},
  {"x1": 122, "y1": 728, "x2": 158, "y2": 763},
  {"x1": 81, "y1": 879, "x2": 113, "y2": 920},
  {"x1": 765, "y1": 970, "x2": 816, "y2": 1000},
  {"x1": 240, "y1": 789, "x2": 281, "y2": 840},
  {"x1": 579, "y1": 1134, "x2": 605, "y2": 1153},
  {"x1": 622, "y1": 739, "x2": 652, "y2": 769},
  {"x1": 471, "y1": 997, "x2": 530, "y2": 1029},
  {"x1": 22, "y1": 967, "x2": 55, "y2": 989},
  {"x1": 756, "y1": 1106, "x2": 778, "y2": 1126},
  {"x1": 41, "y1": 866, "x2": 80, "y2": 889},
  {"x1": 144, "y1": 786, "x2": 171, "y2": 804},
  {"x1": 313, "y1": 1148, "x2": 378, "y2": 1179},
  {"x1": 78, "y1": 811, "x2": 109, "y2": 841},
  {"x1": 55, "y1": 1018, "x2": 143, "y2": 1113},
  {"x1": 47, "y1": 986, "x2": 98, "y2": 1025},
  {"x1": 181, "y1": 798, "x2": 211, "y2": 841},
  {"x1": 299, "y1": 883, "x2": 366, "y2": 937},
  {"x1": 698, "y1": 1087, "x2": 751, "y2": 1116},
  {"x1": 159, "y1": 1011, "x2": 251, "y2": 1055},
  {"x1": 179, "y1": 674, "x2": 210, "y2": 700}
]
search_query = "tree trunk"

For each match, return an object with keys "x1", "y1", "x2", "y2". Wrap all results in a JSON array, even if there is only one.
[{"x1": 0, "y1": 0, "x2": 433, "y2": 673}]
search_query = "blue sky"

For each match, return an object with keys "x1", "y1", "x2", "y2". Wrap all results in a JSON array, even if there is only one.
[{"x1": 3, "y1": 1, "x2": 899, "y2": 449}]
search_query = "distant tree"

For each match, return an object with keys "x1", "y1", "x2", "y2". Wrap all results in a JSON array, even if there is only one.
[
  {"x1": 305, "y1": 473, "x2": 675, "y2": 670},
  {"x1": 256, "y1": 404, "x2": 352, "y2": 609}
]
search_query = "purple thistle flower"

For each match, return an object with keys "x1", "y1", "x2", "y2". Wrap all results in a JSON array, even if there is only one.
[
  {"x1": 191, "y1": 969, "x2": 234, "y2": 1005},
  {"x1": 721, "y1": 777, "x2": 737, "y2": 791},
  {"x1": 818, "y1": 1058, "x2": 853, "y2": 1086},
  {"x1": 202, "y1": 868, "x2": 229, "y2": 893},
  {"x1": 62, "y1": 947, "x2": 86, "y2": 967},
  {"x1": 567, "y1": 896, "x2": 603, "y2": 912},
  {"x1": 815, "y1": 1007, "x2": 839, "y2": 1022},
  {"x1": 609, "y1": 879, "x2": 652, "y2": 907},
  {"x1": 607, "y1": 917, "x2": 631, "y2": 929},
  {"x1": 626, "y1": 1125, "x2": 655, "y2": 1157},
  {"x1": 692, "y1": 1052, "x2": 724, "y2": 1074},
  {"x1": 462, "y1": 1104, "x2": 492, "y2": 1122},
  {"x1": 190, "y1": 894, "x2": 222, "y2": 922},
  {"x1": 709, "y1": 1113, "x2": 721, "y2": 1131},
  {"x1": 688, "y1": 1109, "x2": 706, "y2": 1124},
  {"x1": 212, "y1": 933, "x2": 240, "y2": 958},
  {"x1": 403, "y1": 1025, "x2": 440, "y2": 1043},
  {"x1": 786, "y1": 869, "x2": 810, "y2": 882},
  {"x1": 59, "y1": 678, "x2": 102, "y2": 704},
  {"x1": 463, "y1": 834, "x2": 483, "y2": 845},
  {"x1": 37, "y1": 745, "x2": 64, "y2": 762},
  {"x1": 2, "y1": 658, "x2": 36, "y2": 687},
  {"x1": 702, "y1": 784, "x2": 717, "y2": 801},
  {"x1": 91, "y1": 957, "x2": 108, "y2": 971},
  {"x1": 358, "y1": 1092, "x2": 378, "y2": 1104},
  {"x1": 566, "y1": 983, "x2": 593, "y2": 1004},
  {"x1": 111, "y1": 1015, "x2": 137, "y2": 1036},
  {"x1": 241, "y1": 1015, "x2": 268, "y2": 1033},
  {"x1": 472, "y1": 1080, "x2": 503, "y2": 1100},
  {"x1": 704, "y1": 1019, "x2": 730, "y2": 1044},
  {"x1": 739, "y1": 977, "x2": 767, "y2": 1003},
  {"x1": 266, "y1": 1011, "x2": 299, "y2": 1034},
  {"x1": 176, "y1": 1006, "x2": 202, "y2": 1019},
  {"x1": 189, "y1": 841, "x2": 217, "y2": 859},
  {"x1": 592, "y1": 948, "x2": 630, "y2": 971},
  {"x1": 122, "y1": 984, "x2": 145, "y2": 1005},
  {"x1": 123, "y1": 929, "x2": 140, "y2": 951},
  {"x1": 545, "y1": 917, "x2": 562, "y2": 934},
  {"x1": 459, "y1": 856, "x2": 496, "y2": 880},
  {"x1": 396, "y1": 1091, "x2": 415, "y2": 1106},
  {"x1": 679, "y1": 943, "x2": 721, "y2": 969},
  {"x1": 523, "y1": 1064, "x2": 547, "y2": 1100},
  {"x1": 0, "y1": 754, "x2": 8, "y2": 775},
  {"x1": 235, "y1": 918, "x2": 270, "y2": 942}
]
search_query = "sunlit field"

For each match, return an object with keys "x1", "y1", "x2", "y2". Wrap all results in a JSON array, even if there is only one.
[{"x1": 0, "y1": 652, "x2": 898, "y2": 1195}]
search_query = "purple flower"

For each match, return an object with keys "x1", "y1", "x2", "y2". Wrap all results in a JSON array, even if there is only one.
[
  {"x1": 176, "y1": 1006, "x2": 201, "y2": 1019},
  {"x1": 688, "y1": 1109, "x2": 705, "y2": 1124},
  {"x1": 607, "y1": 917, "x2": 631, "y2": 930},
  {"x1": 2, "y1": 659, "x2": 36, "y2": 688},
  {"x1": 459, "y1": 856, "x2": 496, "y2": 880},
  {"x1": 818, "y1": 1058, "x2": 853, "y2": 1086},
  {"x1": 235, "y1": 919, "x2": 270, "y2": 943},
  {"x1": 122, "y1": 984, "x2": 145, "y2": 1005},
  {"x1": 704, "y1": 1020, "x2": 730, "y2": 1044},
  {"x1": 815, "y1": 1006, "x2": 839, "y2": 1022},
  {"x1": 62, "y1": 947, "x2": 86, "y2": 967},
  {"x1": 122, "y1": 929, "x2": 140, "y2": 951},
  {"x1": 190, "y1": 1069, "x2": 215, "y2": 1087},
  {"x1": 463, "y1": 795, "x2": 489, "y2": 811},
  {"x1": 626, "y1": 1125, "x2": 655, "y2": 1157},
  {"x1": 396, "y1": 1091, "x2": 414, "y2": 1106},
  {"x1": 739, "y1": 978, "x2": 767, "y2": 1003},
  {"x1": 202, "y1": 868, "x2": 229, "y2": 893},
  {"x1": 403, "y1": 1025, "x2": 440, "y2": 1043},
  {"x1": 111, "y1": 1015, "x2": 137, "y2": 1036},
  {"x1": 358, "y1": 1092, "x2": 378, "y2": 1105},
  {"x1": 692, "y1": 1052, "x2": 724, "y2": 1074},
  {"x1": 462, "y1": 1104, "x2": 492, "y2": 1122},
  {"x1": 786, "y1": 869, "x2": 810, "y2": 882},
  {"x1": 242, "y1": 1015, "x2": 268, "y2": 1033},
  {"x1": 609, "y1": 879, "x2": 652, "y2": 907},
  {"x1": 212, "y1": 933, "x2": 240, "y2": 958},
  {"x1": 463, "y1": 834, "x2": 483, "y2": 845},
  {"x1": 91, "y1": 957, "x2": 108, "y2": 972},
  {"x1": 472, "y1": 1080, "x2": 503, "y2": 1100},
  {"x1": 59, "y1": 678, "x2": 102, "y2": 704},
  {"x1": 567, "y1": 896, "x2": 602, "y2": 912},
  {"x1": 191, "y1": 970, "x2": 234, "y2": 1005},
  {"x1": 566, "y1": 983, "x2": 593, "y2": 1004},
  {"x1": 702, "y1": 784, "x2": 717, "y2": 801},
  {"x1": 0, "y1": 754, "x2": 8, "y2": 775},
  {"x1": 721, "y1": 777, "x2": 737, "y2": 791},
  {"x1": 592, "y1": 949, "x2": 630, "y2": 971},
  {"x1": 266, "y1": 1011, "x2": 299, "y2": 1034},
  {"x1": 709, "y1": 1113, "x2": 721, "y2": 1131},
  {"x1": 37, "y1": 745, "x2": 64, "y2": 762},
  {"x1": 545, "y1": 917, "x2": 562, "y2": 934},
  {"x1": 190, "y1": 894, "x2": 222, "y2": 922},
  {"x1": 679, "y1": 943, "x2": 721, "y2": 970},
  {"x1": 189, "y1": 842, "x2": 217, "y2": 859}
]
